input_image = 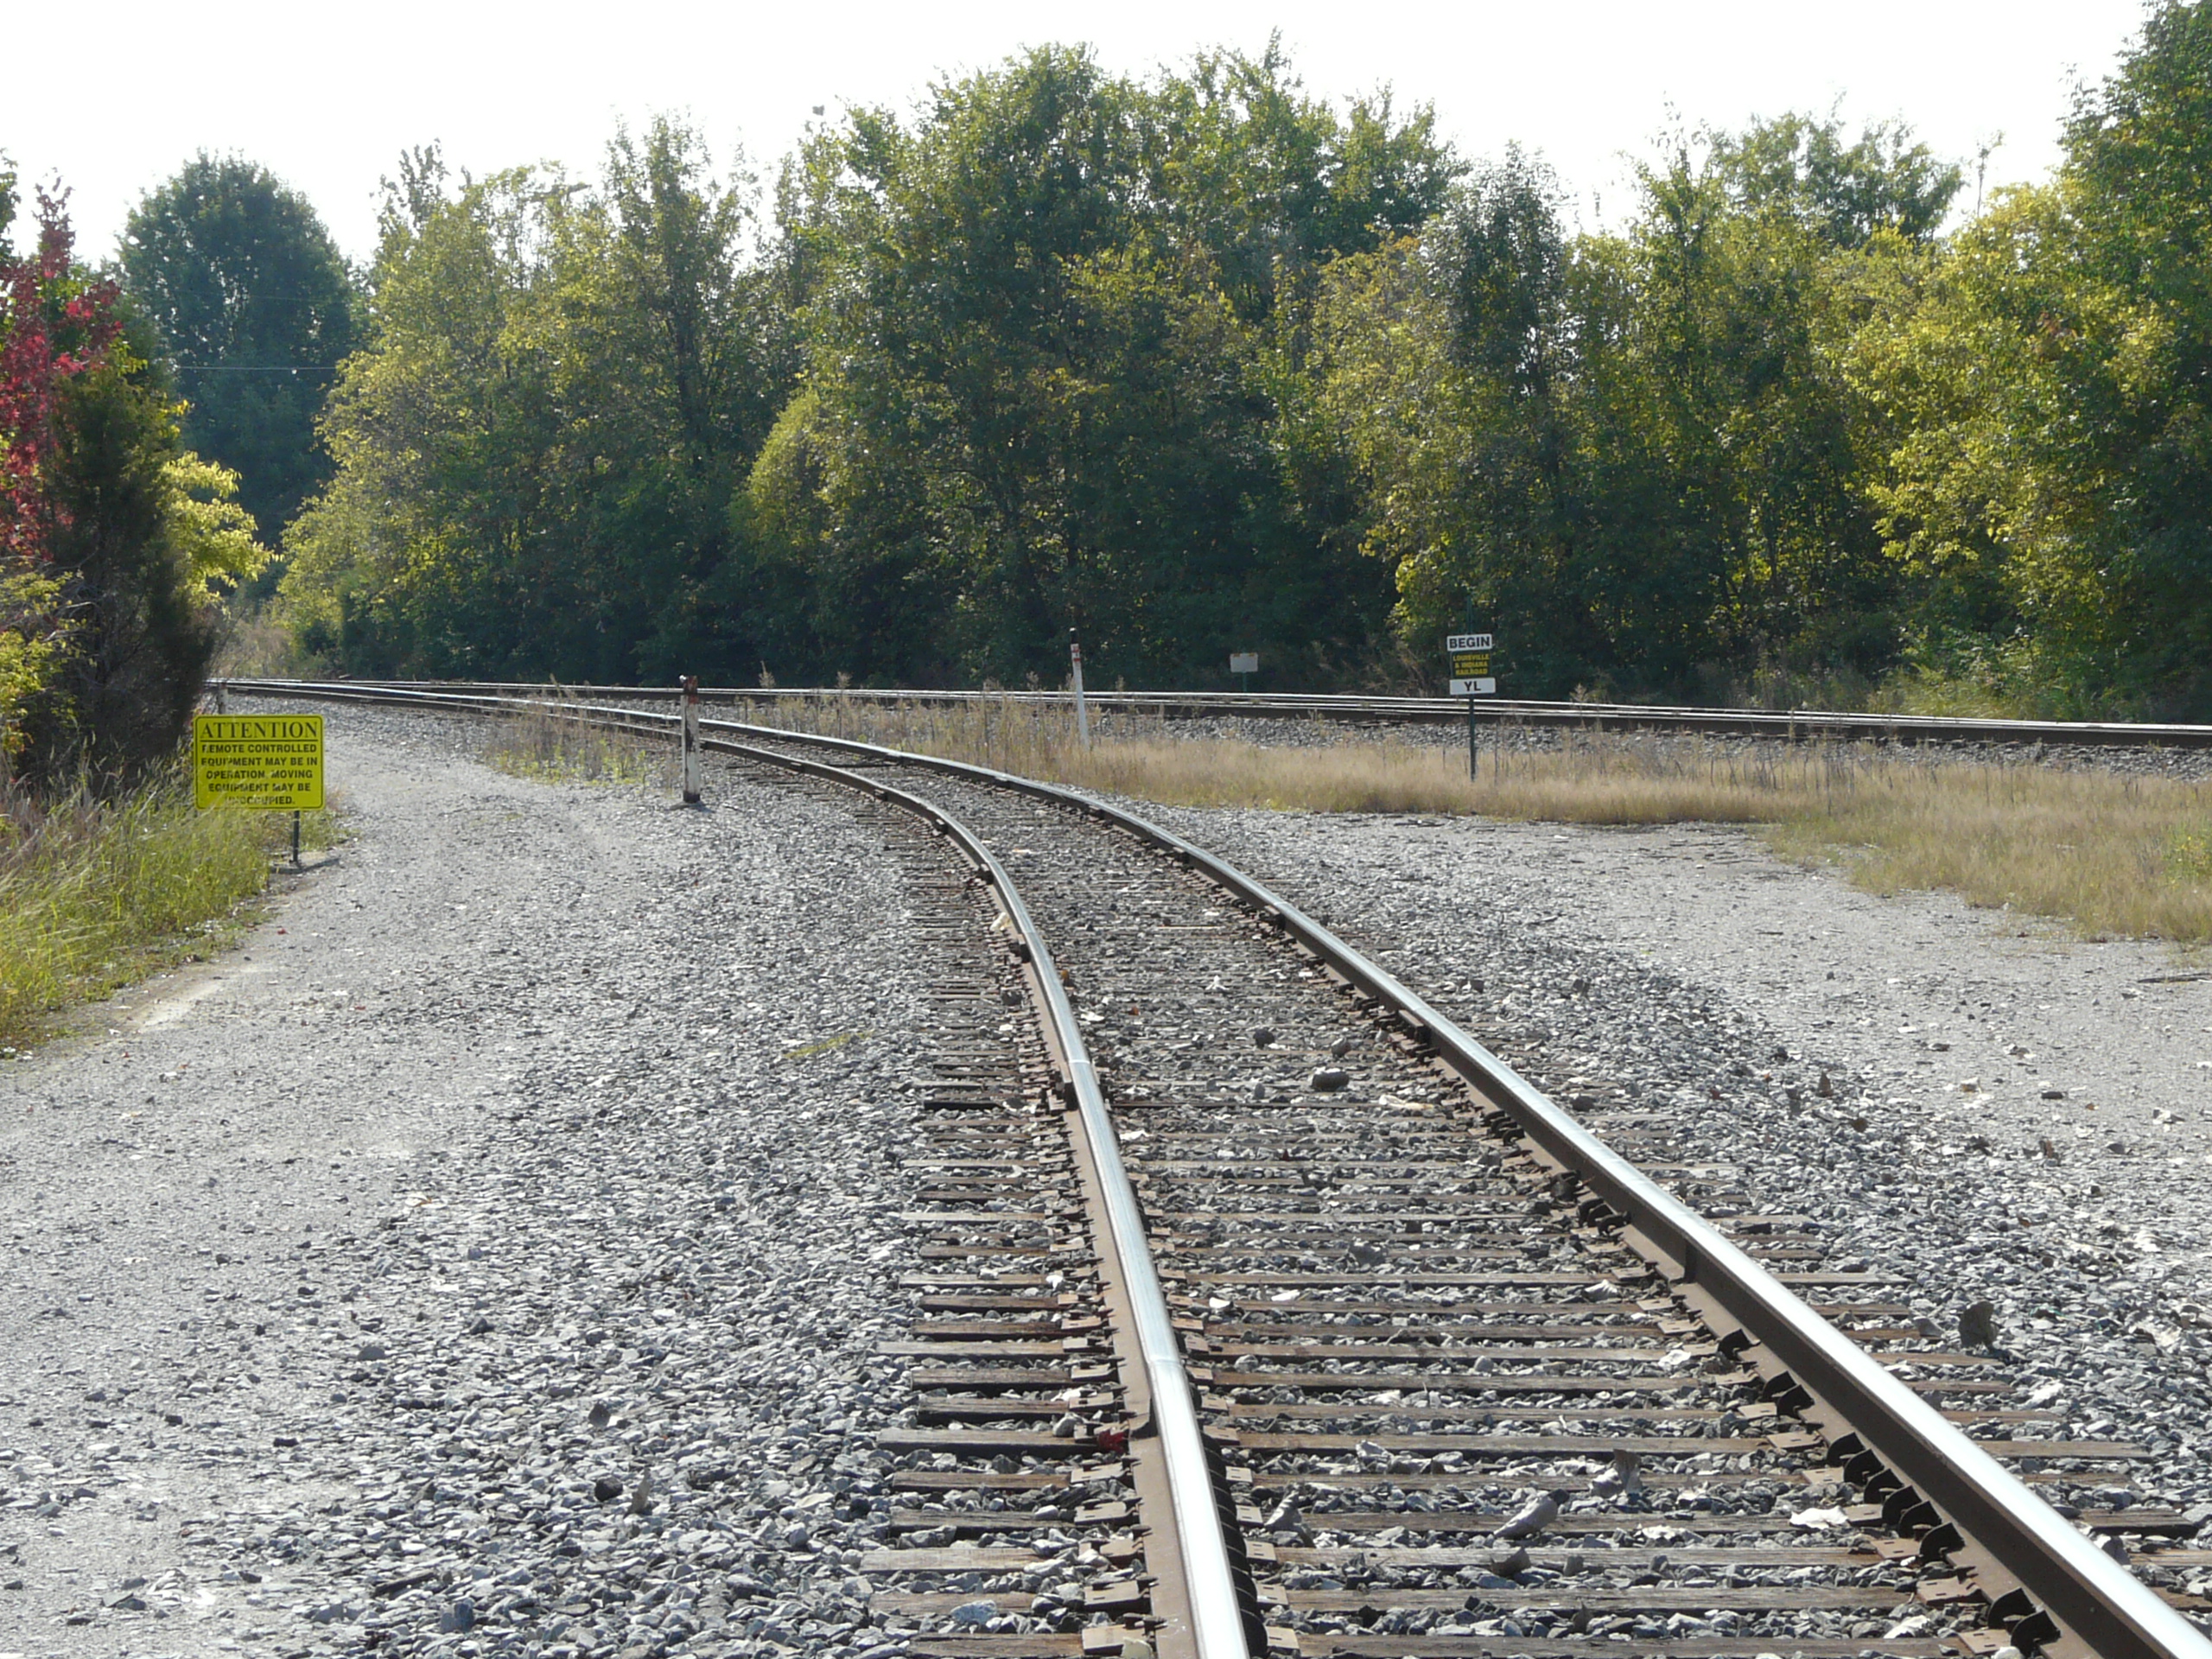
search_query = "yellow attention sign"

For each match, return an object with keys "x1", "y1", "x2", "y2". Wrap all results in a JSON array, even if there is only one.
[{"x1": 194, "y1": 714, "x2": 324, "y2": 810}]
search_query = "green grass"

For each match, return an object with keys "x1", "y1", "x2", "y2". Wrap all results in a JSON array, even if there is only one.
[
  {"x1": 0, "y1": 771, "x2": 334, "y2": 1052},
  {"x1": 782, "y1": 1031, "x2": 869, "y2": 1058}
]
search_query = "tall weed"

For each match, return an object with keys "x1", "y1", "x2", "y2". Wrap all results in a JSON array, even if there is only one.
[
  {"x1": 487, "y1": 704, "x2": 669, "y2": 785},
  {"x1": 0, "y1": 772, "x2": 307, "y2": 1049}
]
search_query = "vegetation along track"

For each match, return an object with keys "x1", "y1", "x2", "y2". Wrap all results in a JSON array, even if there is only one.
[
  {"x1": 294, "y1": 679, "x2": 2212, "y2": 750},
  {"x1": 232, "y1": 681, "x2": 2212, "y2": 1659}
]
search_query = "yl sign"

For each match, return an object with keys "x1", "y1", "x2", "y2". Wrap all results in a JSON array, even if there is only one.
[{"x1": 1445, "y1": 633, "x2": 1495, "y2": 698}]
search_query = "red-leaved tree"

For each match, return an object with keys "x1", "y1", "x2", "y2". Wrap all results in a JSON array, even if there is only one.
[
  {"x1": 3, "y1": 187, "x2": 125, "y2": 771},
  {"x1": 3, "y1": 181, "x2": 224, "y2": 782},
  {"x1": 1, "y1": 188, "x2": 122, "y2": 567}
]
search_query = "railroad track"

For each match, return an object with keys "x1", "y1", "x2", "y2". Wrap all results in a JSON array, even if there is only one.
[
  {"x1": 228, "y1": 679, "x2": 2212, "y2": 1659},
  {"x1": 240, "y1": 676, "x2": 2212, "y2": 750}
]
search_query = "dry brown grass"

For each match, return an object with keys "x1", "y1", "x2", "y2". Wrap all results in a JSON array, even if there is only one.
[
  {"x1": 1774, "y1": 767, "x2": 2212, "y2": 944},
  {"x1": 487, "y1": 704, "x2": 672, "y2": 787},
  {"x1": 732, "y1": 694, "x2": 2212, "y2": 945}
]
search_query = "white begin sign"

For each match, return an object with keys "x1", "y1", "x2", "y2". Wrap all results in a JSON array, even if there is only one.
[{"x1": 1445, "y1": 632, "x2": 1493, "y2": 652}]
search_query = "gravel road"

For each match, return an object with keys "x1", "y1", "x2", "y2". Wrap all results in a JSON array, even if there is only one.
[
  {"x1": 1135, "y1": 801, "x2": 2212, "y2": 1596},
  {"x1": 0, "y1": 706, "x2": 944, "y2": 1657}
]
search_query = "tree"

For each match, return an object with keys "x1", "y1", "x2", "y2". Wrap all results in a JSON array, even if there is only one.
[
  {"x1": 121, "y1": 156, "x2": 359, "y2": 547},
  {"x1": 1425, "y1": 150, "x2": 1586, "y2": 672},
  {"x1": 764, "y1": 43, "x2": 1449, "y2": 685},
  {"x1": 1318, "y1": 116, "x2": 1942, "y2": 701},
  {"x1": 1708, "y1": 111, "x2": 1961, "y2": 248},
  {"x1": 1145, "y1": 38, "x2": 1459, "y2": 327},
  {"x1": 270, "y1": 48, "x2": 1453, "y2": 690},
  {"x1": 280, "y1": 120, "x2": 793, "y2": 682},
  {"x1": 3, "y1": 182, "x2": 264, "y2": 779},
  {"x1": 2049, "y1": 0, "x2": 2212, "y2": 707},
  {"x1": 1, "y1": 156, "x2": 70, "y2": 758},
  {"x1": 1313, "y1": 156, "x2": 1599, "y2": 685},
  {"x1": 1581, "y1": 133, "x2": 1909, "y2": 695},
  {"x1": 1858, "y1": 1, "x2": 2212, "y2": 714}
]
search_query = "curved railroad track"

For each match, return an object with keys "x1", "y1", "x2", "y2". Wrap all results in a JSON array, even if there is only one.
[
  {"x1": 226, "y1": 679, "x2": 2212, "y2": 1659},
  {"x1": 257, "y1": 677, "x2": 2212, "y2": 751}
]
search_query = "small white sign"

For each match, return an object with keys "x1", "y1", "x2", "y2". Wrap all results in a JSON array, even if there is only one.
[
  {"x1": 1445, "y1": 632, "x2": 1493, "y2": 652},
  {"x1": 1229, "y1": 652, "x2": 1259, "y2": 676},
  {"x1": 1450, "y1": 677, "x2": 1497, "y2": 697}
]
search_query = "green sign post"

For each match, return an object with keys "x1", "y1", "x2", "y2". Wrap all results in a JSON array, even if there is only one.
[{"x1": 1445, "y1": 632, "x2": 1495, "y2": 779}]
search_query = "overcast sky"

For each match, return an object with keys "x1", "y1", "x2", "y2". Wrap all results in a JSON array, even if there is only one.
[{"x1": 4, "y1": 0, "x2": 2154, "y2": 264}]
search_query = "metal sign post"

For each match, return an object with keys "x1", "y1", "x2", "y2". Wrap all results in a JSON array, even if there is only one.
[
  {"x1": 1069, "y1": 632, "x2": 1091, "y2": 748},
  {"x1": 1445, "y1": 632, "x2": 1496, "y2": 779}
]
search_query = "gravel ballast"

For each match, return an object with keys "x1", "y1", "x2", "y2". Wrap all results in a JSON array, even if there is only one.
[
  {"x1": 8, "y1": 697, "x2": 2211, "y2": 1654},
  {"x1": 0, "y1": 706, "x2": 950, "y2": 1656},
  {"x1": 1130, "y1": 802, "x2": 2212, "y2": 1599}
]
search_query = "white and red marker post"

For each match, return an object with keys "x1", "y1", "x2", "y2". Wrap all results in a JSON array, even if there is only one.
[
  {"x1": 1069, "y1": 631, "x2": 1091, "y2": 749},
  {"x1": 680, "y1": 675, "x2": 702, "y2": 804}
]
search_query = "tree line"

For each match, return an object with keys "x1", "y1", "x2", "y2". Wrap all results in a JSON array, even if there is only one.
[{"x1": 7, "y1": 3, "x2": 2212, "y2": 766}]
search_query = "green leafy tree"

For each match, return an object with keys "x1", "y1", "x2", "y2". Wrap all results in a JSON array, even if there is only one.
[
  {"x1": 1707, "y1": 111, "x2": 1961, "y2": 248},
  {"x1": 765, "y1": 43, "x2": 1451, "y2": 685},
  {"x1": 281, "y1": 121, "x2": 791, "y2": 681},
  {"x1": 1145, "y1": 38, "x2": 1458, "y2": 326},
  {"x1": 1320, "y1": 116, "x2": 1951, "y2": 700},
  {"x1": 121, "y1": 155, "x2": 359, "y2": 549},
  {"x1": 1859, "y1": 1, "x2": 2212, "y2": 713},
  {"x1": 273, "y1": 48, "x2": 1454, "y2": 690},
  {"x1": 1583, "y1": 132, "x2": 1922, "y2": 694}
]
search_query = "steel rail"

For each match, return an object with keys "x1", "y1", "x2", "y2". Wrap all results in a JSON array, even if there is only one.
[
  {"x1": 227, "y1": 677, "x2": 2212, "y2": 1659},
  {"x1": 701, "y1": 734, "x2": 1253, "y2": 1659},
  {"x1": 265, "y1": 675, "x2": 2212, "y2": 748},
  {"x1": 223, "y1": 680, "x2": 1252, "y2": 1656}
]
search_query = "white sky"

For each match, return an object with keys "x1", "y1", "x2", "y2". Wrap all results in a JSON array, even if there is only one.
[{"x1": 5, "y1": 0, "x2": 2152, "y2": 265}]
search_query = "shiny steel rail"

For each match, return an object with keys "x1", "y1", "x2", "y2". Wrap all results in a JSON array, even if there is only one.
[
  {"x1": 233, "y1": 678, "x2": 1250, "y2": 1656},
  {"x1": 701, "y1": 733, "x2": 1252, "y2": 1659},
  {"x1": 230, "y1": 677, "x2": 2212, "y2": 1659},
  {"x1": 271, "y1": 675, "x2": 2212, "y2": 748}
]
